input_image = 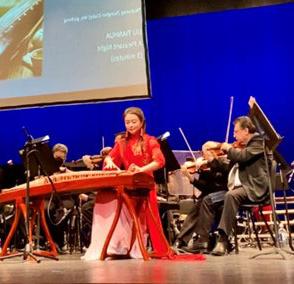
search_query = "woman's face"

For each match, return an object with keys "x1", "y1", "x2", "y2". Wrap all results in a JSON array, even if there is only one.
[{"x1": 124, "y1": 113, "x2": 143, "y2": 135}]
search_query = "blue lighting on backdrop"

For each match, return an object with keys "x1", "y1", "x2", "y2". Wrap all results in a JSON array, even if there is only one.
[{"x1": 0, "y1": 3, "x2": 293, "y2": 165}]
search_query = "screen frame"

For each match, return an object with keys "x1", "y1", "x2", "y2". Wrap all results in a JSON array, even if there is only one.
[{"x1": 0, "y1": 0, "x2": 151, "y2": 110}]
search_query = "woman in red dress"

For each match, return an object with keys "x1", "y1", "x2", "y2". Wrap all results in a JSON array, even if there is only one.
[{"x1": 82, "y1": 107, "x2": 173, "y2": 260}]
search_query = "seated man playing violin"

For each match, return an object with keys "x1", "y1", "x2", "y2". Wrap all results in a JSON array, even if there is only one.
[
  {"x1": 207, "y1": 116, "x2": 271, "y2": 256},
  {"x1": 174, "y1": 146, "x2": 230, "y2": 253}
]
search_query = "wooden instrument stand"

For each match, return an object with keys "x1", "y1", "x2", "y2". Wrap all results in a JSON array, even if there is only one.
[
  {"x1": 99, "y1": 186, "x2": 172, "y2": 261},
  {"x1": 0, "y1": 196, "x2": 58, "y2": 261}
]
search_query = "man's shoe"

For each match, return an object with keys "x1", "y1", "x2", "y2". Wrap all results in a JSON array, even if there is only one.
[
  {"x1": 182, "y1": 237, "x2": 209, "y2": 253},
  {"x1": 211, "y1": 240, "x2": 227, "y2": 256},
  {"x1": 173, "y1": 239, "x2": 186, "y2": 250},
  {"x1": 210, "y1": 232, "x2": 230, "y2": 256}
]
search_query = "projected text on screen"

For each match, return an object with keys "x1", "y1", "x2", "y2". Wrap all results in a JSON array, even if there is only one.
[{"x1": 0, "y1": 0, "x2": 149, "y2": 109}]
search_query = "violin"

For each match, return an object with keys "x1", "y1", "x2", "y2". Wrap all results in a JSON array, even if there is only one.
[
  {"x1": 88, "y1": 154, "x2": 103, "y2": 163},
  {"x1": 64, "y1": 153, "x2": 107, "y2": 169},
  {"x1": 231, "y1": 141, "x2": 246, "y2": 149},
  {"x1": 182, "y1": 156, "x2": 210, "y2": 174},
  {"x1": 204, "y1": 140, "x2": 245, "y2": 154},
  {"x1": 179, "y1": 97, "x2": 236, "y2": 174},
  {"x1": 202, "y1": 141, "x2": 225, "y2": 157},
  {"x1": 205, "y1": 147, "x2": 225, "y2": 157},
  {"x1": 183, "y1": 160, "x2": 199, "y2": 174},
  {"x1": 64, "y1": 155, "x2": 103, "y2": 169}
]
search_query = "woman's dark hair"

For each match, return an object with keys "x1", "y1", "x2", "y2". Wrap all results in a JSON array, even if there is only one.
[{"x1": 123, "y1": 107, "x2": 146, "y2": 132}]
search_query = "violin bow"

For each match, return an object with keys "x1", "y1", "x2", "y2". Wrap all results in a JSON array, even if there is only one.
[
  {"x1": 102, "y1": 135, "x2": 105, "y2": 149},
  {"x1": 178, "y1": 127, "x2": 198, "y2": 165},
  {"x1": 225, "y1": 96, "x2": 234, "y2": 143}
]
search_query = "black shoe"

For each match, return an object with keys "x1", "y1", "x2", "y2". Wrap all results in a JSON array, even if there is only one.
[
  {"x1": 182, "y1": 237, "x2": 209, "y2": 254},
  {"x1": 211, "y1": 240, "x2": 227, "y2": 256},
  {"x1": 211, "y1": 234, "x2": 229, "y2": 256},
  {"x1": 173, "y1": 239, "x2": 186, "y2": 250}
]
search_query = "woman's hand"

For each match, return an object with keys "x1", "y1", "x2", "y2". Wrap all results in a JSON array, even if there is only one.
[
  {"x1": 103, "y1": 156, "x2": 120, "y2": 171},
  {"x1": 128, "y1": 163, "x2": 142, "y2": 173}
]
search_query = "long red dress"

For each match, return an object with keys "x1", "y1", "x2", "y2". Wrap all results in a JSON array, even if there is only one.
[{"x1": 82, "y1": 132, "x2": 173, "y2": 260}]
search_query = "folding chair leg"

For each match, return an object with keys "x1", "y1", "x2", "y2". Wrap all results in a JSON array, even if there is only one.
[
  {"x1": 234, "y1": 219, "x2": 239, "y2": 254},
  {"x1": 259, "y1": 207, "x2": 276, "y2": 245},
  {"x1": 249, "y1": 211, "x2": 262, "y2": 250}
]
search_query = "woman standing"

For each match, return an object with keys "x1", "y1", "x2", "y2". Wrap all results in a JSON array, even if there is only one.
[{"x1": 82, "y1": 107, "x2": 172, "y2": 260}]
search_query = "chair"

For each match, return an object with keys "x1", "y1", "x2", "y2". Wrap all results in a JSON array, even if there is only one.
[
  {"x1": 234, "y1": 201, "x2": 275, "y2": 253},
  {"x1": 234, "y1": 160, "x2": 277, "y2": 253},
  {"x1": 159, "y1": 170, "x2": 200, "y2": 245}
]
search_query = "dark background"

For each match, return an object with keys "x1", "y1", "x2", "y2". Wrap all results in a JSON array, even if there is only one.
[{"x1": 145, "y1": 0, "x2": 292, "y2": 19}]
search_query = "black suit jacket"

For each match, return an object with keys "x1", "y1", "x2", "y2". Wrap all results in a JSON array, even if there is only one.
[
  {"x1": 226, "y1": 133, "x2": 271, "y2": 202},
  {"x1": 191, "y1": 158, "x2": 229, "y2": 196}
]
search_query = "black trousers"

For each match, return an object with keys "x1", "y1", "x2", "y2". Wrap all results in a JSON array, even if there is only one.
[
  {"x1": 217, "y1": 187, "x2": 251, "y2": 237},
  {"x1": 177, "y1": 192, "x2": 225, "y2": 243}
]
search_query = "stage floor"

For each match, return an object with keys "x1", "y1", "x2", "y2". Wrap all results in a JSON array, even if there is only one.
[{"x1": 0, "y1": 247, "x2": 294, "y2": 283}]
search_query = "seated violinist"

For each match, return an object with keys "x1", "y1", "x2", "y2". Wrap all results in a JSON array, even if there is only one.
[
  {"x1": 207, "y1": 116, "x2": 271, "y2": 256},
  {"x1": 82, "y1": 132, "x2": 125, "y2": 171},
  {"x1": 174, "y1": 145, "x2": 229, "y2": 253}
]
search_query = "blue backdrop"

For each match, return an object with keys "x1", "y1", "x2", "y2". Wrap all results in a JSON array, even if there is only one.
[{"x1": 0, "y1": 3, "x2": 293, "y2": 165}]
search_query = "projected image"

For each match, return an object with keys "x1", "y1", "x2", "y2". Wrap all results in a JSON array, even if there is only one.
[
  {"x1": 0, "y1": 0, "x2": 150, "y2": 109},
  {"x1": 0, "y1": 0, "x2": 44, "y2": 80}
]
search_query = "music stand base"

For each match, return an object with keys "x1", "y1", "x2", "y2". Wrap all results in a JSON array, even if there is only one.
[
  {"x1": 250, "y1": 247, "x2": 294, "y2": 260},
  {"x1": 0, "y1": 251, "x2": 41, "y2": 263},
  {"x1": 0, "y1": 248, "x2": 59, "y2": 262},
  {"x1": 32, "y1": 250, "x2": 59, "y2": 261}
]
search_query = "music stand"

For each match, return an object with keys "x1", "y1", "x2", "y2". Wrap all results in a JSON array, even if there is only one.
[
  {"x1": 0, "y1": 134, "x2": 59, "y2": 262},
  {"x1": 154, "y1": 133, "x2": 181, "y2": 196},
  {"x1": 20, "y1": 140, "x2": 60, "y2": 179},
  {"x1": 273, "y1": 152, "x2": 294, "y2": 251},
  {"x1": 248, "y1": 97, "x2": 294, "y2": 259}
]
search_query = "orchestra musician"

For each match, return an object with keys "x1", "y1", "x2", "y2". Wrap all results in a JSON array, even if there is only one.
[
  {"x1": 81, "y1": 132, "x2": 126, "y2": 171},
  {"x1": 174, "y1": 145, "x2": 229, "y2": 253},
  {"x1": 82, "y1": 106, "x2": 173, "y2": 260},
  {"x1": 208, "y1": 116, "x2": 272, "y2": 256},
  {"x1": 52, "y1": 143, "x2": 70, "y2": 172},
  {"x1": 48, "y1": 143, "x2": 75, "y2": 253},
  {"x1": 79, "y1": 146, "x2": 113, "y2": 248},
  {"x1": 82, "y1": 147, "x2": 112, "y2": 171}
]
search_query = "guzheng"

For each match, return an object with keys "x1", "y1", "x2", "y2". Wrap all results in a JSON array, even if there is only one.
[{"x1": 0, "y1": 170, "x2": 155, "y2": 204}]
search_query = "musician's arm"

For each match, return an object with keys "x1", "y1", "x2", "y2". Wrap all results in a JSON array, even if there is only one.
[
  {"x1": 181, "y1": 166, "x2": 195, "y2": 183},
  {"x1": 129, "y1": 161, "x2": 161, "y2": 173},
  {"x1": 128, "y1": 137, "x2": 165, "y2": 174},
  {"x1": 208, "y1": 156, "x2": 231, "y2": 172},
  {"x1": 82, "y1": 155, "x2": 95, "y2": 170},
  {"x1": 103, "y1": 155, "x2": 121, "y2": 170}
]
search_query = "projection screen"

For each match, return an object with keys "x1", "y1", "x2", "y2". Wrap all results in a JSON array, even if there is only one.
[{"x1": 0, "y1": 0, "x2": 150, "y2": 109}]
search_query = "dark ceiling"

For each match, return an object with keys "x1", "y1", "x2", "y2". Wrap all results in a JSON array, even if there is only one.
[{"x1": 145, "y1": 0, "x2": 293, "y2": 19}]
